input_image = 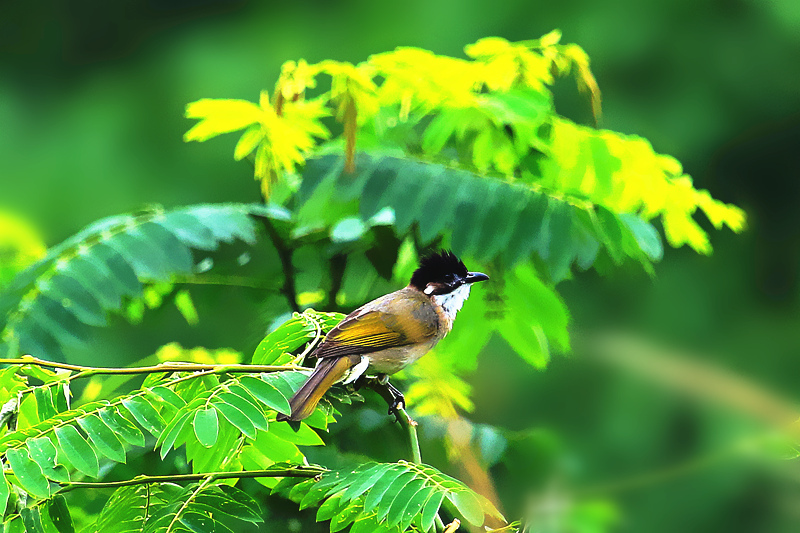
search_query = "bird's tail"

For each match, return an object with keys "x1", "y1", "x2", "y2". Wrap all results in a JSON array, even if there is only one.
[{"x1": 277, "y1": 357, "x2": 353, "y2": 421}]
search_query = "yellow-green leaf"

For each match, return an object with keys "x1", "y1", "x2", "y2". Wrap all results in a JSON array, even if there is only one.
[{"x1": 184, "y1": 99, "x2": 263, "y2": 142}]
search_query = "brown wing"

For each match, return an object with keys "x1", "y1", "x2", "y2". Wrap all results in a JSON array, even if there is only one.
[{"x1": 312, "y1": 290, "x2": 439, "y2": 359}]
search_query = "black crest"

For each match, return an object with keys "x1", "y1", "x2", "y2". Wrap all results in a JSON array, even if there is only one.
[{"x1": 409, "y1": 250, "x2": 468, "y2": 289}]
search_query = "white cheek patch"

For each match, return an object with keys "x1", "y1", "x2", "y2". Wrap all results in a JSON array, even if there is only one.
[
  {"x1": 424, "y1": 285, "x2": 435, "y2": 295},
  {"x1": 433, "y1": 284, "x2": 472, "y2": 320},
  {"x1": 342, "y1": 356, "x2": 370, "y2": 385}
]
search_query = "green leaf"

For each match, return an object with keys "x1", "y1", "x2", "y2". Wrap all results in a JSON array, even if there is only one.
[
  {"x1": 268, "y1": 421, "x2": 324, "y2": 446},
  {"x1": 364, "y1": 470, "x2": 415, "y2": 514},
  {"x1": 180, "y1": 510, "x2": 235, "y2": 533},
  {"x1": 316, "y1": 492, "x2": 346, "y2": 522},
  {"x1": 173, "y1": 289, "x2": 200, "y2": 325},
  {"x1": 212, "y1": 397, "x2": 257, "y2": 439},
  {"x1": 0, "y1": 467, "x2": 8, "y2": 515},
  {"x1": 621, "y1": 213, "x2": 663, "y2": 261},
  {"x1": 149, "y1": 386, "x2": 187, "y2": 410},
  {"x1": 76, "y1": 415, "x2": 126, "y2": 463},
  {"x1": 419, "y1": 491, "x2": 446, "y2": 532},
  {"x1": 220, "y1": 386, "x2": 269, "y2": 429},
  {"x1": 250, "y1": 429, "x2": 304, "y2": 464},
  {"x1": 331, "y1": 217, "x2": 368, "y2": 243},
  {"x1": 341, "y1": 463, "x2": 394, "y2": 501},
  {"x1": 448, "y1": 490, "x2": 484, "y2": 526},
  {"x1": 398, "y1": 485, "x2": 436, "y2": 531},
  {"x1": 330, "y1": 503, "x2": 360, "y2": 532},
  {"x1": 157, "y1": 410, "x2": 193, "y2": 459},
  {"x1": 322, "y1": 463, "x2": 377, "y2": 496},
  {"x1": 500, "y1": 264, "x2": 570, "y2": 368},
  {"x1": 299, "y1": 482, "x2": 333, "y2": 510},
  {"x1": 44, "y1": 275, "x2": 106, "y2": 327},
  {"x1": 20, "y1": 508, "x2": 45, "y2": 533},
  {"x1": 316, "y1": 461, "x2": 498, "y2": 531},
  {"x1": 385, "y1": 478, "x2": 426, "y2": 525},
  {"x1": 0, "y1": 204, "x2": 277, "y2": 361},
  {"x1": 187, "y1": 418, "x2": 240, "y2": 473},
  {"x1": 193, "y1": 408, "x2": 219, "y2": 448},
  {"x1": 6, "y1": 448, "x2": 51, "y2": 498},
  {"x1": 54, "y1": 425, "x2": 99, "y2": 478},
  {"x1": 544, "y1": 201, "x2": 576, "y2": 282},
  {"x1": 261, "y1": 371, "x2": 309, "y2": 400},
  {"x1": 33, "y1": 388, "x2": 57, "y2": 422},
  {"x1": 299, "y1": 152, "x2": 675, "y2": 280},
  {"x1": 350, "y1": 515, "x2": 393, "y2": 533},
  {"x1": 252, "y1": 315, "x2": 316, "y2": 365},
  {"x1": 374, "y1": 475, "x2": 419, "y2": 523},
  {"x1": 121, "y1": 396, "x2": 165, "y2": 437},
  {"x1": 194, "y1": 485, "x2": 262, "y2": 523},
  {"x1": 90, "y1": 484, "x2": 176, "y2": 533},
  {"x1": 238, "y1": 376, "x2": 290, "y2": 415},
  {"x1": 99, "y1": 407, "x2": 145, "y2": 447},
  {"x1": 478, "y1": 89, "x2": 551, "y2": 126},
  {"x1": 3, "y1": 516, "x2": 25, "y2": 533},
  {"x1": 27, "y1": 436, "x2": 70, "y2": 483},
  {"x1": 45, "y1": 495, "x2": 75, "y2": 533}
]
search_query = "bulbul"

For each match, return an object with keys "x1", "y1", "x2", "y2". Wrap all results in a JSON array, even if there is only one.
[{"x1": 277, "y1": 250, "x2": 489, "y2": 421}]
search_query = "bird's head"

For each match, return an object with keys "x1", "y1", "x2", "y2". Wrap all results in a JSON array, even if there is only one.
[{"x1": 409, "y1": 250, "x2": 489, "y2": 297}]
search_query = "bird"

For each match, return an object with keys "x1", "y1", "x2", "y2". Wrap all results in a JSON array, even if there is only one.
[{"x1": 277, "y1": 250, "x2": 489, "y2": 421}]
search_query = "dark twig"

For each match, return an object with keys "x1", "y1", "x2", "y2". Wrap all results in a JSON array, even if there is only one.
[
  {"x1": 327, "y1": 253, "x2": 347, "y2": 312},
  {"x1": 262, "y1": 217, "x2": 300, "y2": 312}
]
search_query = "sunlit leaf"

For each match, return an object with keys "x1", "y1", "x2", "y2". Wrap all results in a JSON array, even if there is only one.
[
  {"x1": 193, "y1": 408, "x2": 219, "y2": 448},
  {"x1": 54, "y1": 425, "x2": 99, "y2": 478}
]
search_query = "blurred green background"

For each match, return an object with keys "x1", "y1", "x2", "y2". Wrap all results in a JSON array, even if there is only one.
[{"x1": 2, "y1": 0, "x2": 800, "y2": 531}]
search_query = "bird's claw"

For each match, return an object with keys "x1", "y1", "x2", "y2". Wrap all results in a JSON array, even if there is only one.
[{"x1": 387, "y1": 398, "x2": 405, "y2": 415}]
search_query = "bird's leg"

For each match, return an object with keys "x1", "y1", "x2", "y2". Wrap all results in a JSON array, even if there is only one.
[
  {"x1": 364, "y1": 374, "x2": 407, "y2": 422},
  {"x1": 383, "y1": 380, "x2": 406, "y2": 412}
]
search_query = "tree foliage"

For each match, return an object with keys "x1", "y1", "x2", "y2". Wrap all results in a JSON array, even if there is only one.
[{"x1": 0, "y1": 33, "x2": 744, "y2": 533}]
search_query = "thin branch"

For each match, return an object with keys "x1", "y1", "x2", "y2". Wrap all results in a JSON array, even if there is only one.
[
  {"x1": 396, "y1": 407, "x2": 422, "y2": 464},
  {"x1": 56, "y1": 466, "x2": 327, "y2": 494},
  {"x1": 3, "y1": 356, "x2": 302, "y2": 376},
  {"x1": 262, "y1": 217, "x2": 300, "y2": 312}
]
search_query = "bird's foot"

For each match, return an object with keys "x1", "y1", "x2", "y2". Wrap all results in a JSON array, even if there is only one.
[
  {"x1": 363, "y1": 376, "x2": 407, "y2": 422},
  {"x1": 385, "y1": 381, "x2": 406, "y2": 414}
]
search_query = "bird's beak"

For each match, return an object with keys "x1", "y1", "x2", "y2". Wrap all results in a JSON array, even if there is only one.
[{"x1": 464, "y1": 271, "x2": 489, "y2": 284}]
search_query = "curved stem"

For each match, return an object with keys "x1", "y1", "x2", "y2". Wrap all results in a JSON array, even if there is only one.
[{"x1": 292, "y1": 312, "x2": 323, "y2": 365}]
